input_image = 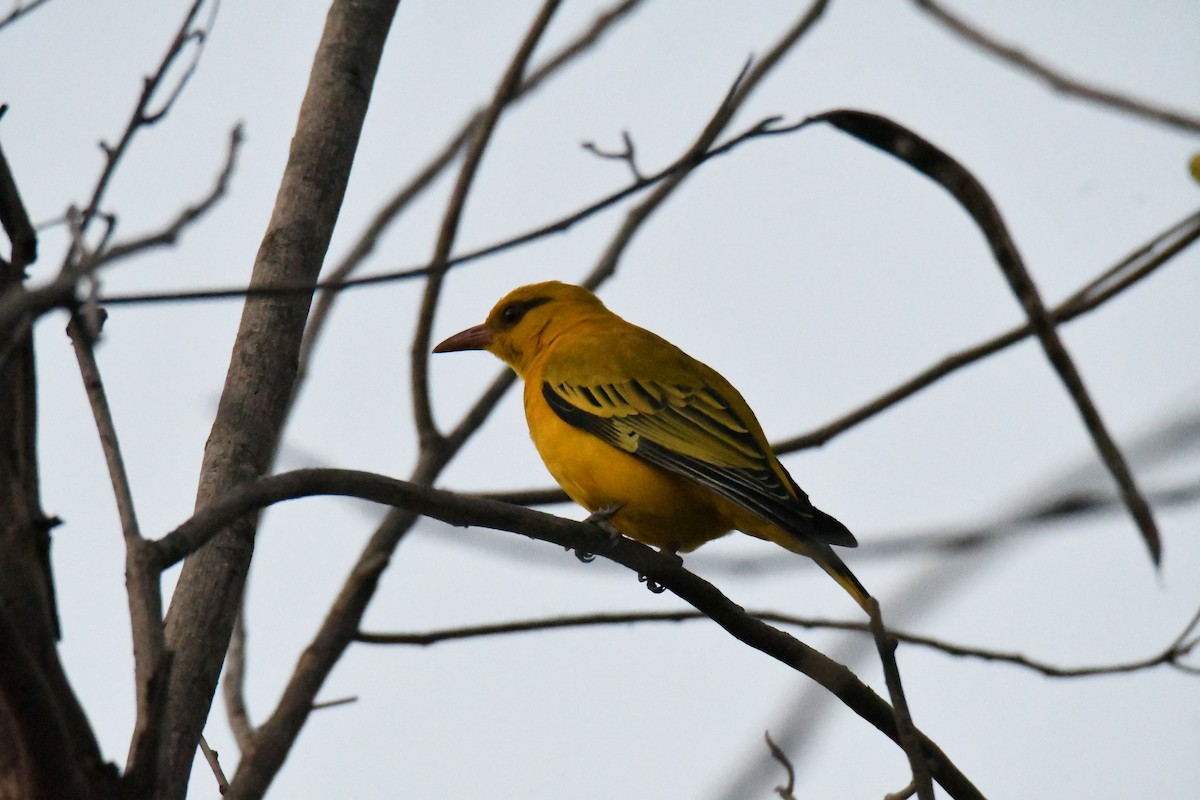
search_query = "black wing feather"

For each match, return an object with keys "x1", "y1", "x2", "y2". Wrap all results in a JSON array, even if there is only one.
[{"x1": 542, "y1": 381, "x2": 856, "y2": 547}]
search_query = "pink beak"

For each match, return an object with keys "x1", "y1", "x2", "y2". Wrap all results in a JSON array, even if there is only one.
[{"x1": 433, "y1": 324, "x2": 494, "y2": 353}]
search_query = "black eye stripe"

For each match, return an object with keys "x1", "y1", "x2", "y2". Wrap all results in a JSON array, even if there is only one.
[{"x1": 498, "y1": 296, "x2": 551, "y2": 329}]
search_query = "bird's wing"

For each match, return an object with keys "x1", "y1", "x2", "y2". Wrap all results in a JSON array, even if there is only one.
[{"x1": 541, "y1": 377, "x2": 856, "y2": 547}]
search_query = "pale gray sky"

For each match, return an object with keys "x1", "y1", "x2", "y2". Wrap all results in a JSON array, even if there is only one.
[{"x1": 3, "y1": 1, "x2": 1198, "y2": 798}]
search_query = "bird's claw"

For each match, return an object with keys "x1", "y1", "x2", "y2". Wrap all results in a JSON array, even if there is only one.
[{"x1": 584, "y1": 504, "x2": 624, "y2": 546}]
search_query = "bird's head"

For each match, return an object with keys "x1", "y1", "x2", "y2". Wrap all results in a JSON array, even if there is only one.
[{"x1": 433, "y1": 281, "x2": 608, "y2": 374}]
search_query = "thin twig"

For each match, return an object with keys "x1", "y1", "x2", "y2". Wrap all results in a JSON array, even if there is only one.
[
  {"x1": 356, "y1": 605, "x2": 1200, "y2": 679},
  {"x1": 311, "y1": 695, "x2": 358, "y2": 711},
  {"x1": 0, "y1": 0, "x2": 53, "y2": 33},
  {"x1": 409, "y1": 0, "x2": 564, "y2": 450},
  {"x1": 198, "y1": 734, "x2": 236, "y2": 799},
  {"x1": 295, "y1": 0, "x2": 645, "y2": 390},
  {"x1": 581, "y1": 130, "x2": 643, "y2": 181},
  {"x1": 94, "y1": 114, "x2": 806, "y2": 309},
  {"x1": 223, "y1": 607, "x2": 255, "y2": 752},
  {"x1": 584, "y1": 0, "x2": 830, "y2": 289},
  {"x1": 913, "y1": 0, "x2": 1200, "y2": 134},
  {"x1": 0, "y1": 1, "x2": 222, "y2": 357},
  {"x1": 73, "y1": 0, "x2": 218, "y2": 252},
  {"x1": 65, "y1": 313, "x2": 165, "y2": 751},
  {"x1": 763, "y1": 732, "x2": 797, "y2": 800},
  {"x1": 90, "y1": 123, "x2": 243, "y2": 269},
  {"x1": 868, "y1": 599, "x2": 933, "y2": 800},
  {"x1": 886, "y1": 781, "x2": 919, "y2": 800}
]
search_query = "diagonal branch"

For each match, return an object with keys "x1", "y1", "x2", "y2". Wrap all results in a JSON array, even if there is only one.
[
  {"x1": 149, "y1": 467, "x2": 985, "y2": 800},
  {"x1": 295, "y1": 0, "x2": 645, "y2": 391},
  {"x1": 90, "y1": 123, "x2": 243, "y2": 270},
  {"x1": 0, "y1": 0, "x2": 54, "y2": 34},
  {"x1": 222, "y1": 606, "x2": 254, "y2": 752},
  {"x1": 585, "y1": 0, "x2": 829, "y2": 289},
  {"x1": 913, "y1": 0, "x2": 1200, "y2": 134},
  {"x1": 778, "y1": 205, "x2": 1200, "y2": 454},
  {"x1": 149, "y1": 2, "x2": 401, "y2": 798},
  {"x1": 813, "y1": 110, "x2": 1162, "y2": 564}
]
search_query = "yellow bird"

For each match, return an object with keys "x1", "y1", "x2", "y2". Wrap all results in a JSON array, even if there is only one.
[{"x1": 434, "y1": 281, "x2": 871, "y2": 612}]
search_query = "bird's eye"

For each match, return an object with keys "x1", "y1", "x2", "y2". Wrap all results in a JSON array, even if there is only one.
[
  {"x1": 497, "y1": 296, "x2": 550, "y2": 329},
  {"x1": 500, "y1": 303, "x2": 526, "y2": 327}
]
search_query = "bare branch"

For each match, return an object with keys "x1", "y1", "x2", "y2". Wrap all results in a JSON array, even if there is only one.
[
  {"x1": 222, "y1": 608, "x2": 255, "y2": 752},
  {"x1": 150, "y1": 466, "x2": 984, "y2": 800},
  {"x1": 311, "y1": 695, "x2": 357, "y2": 711},
  {"x1": 357, "y1": 605, "x2": 1200, "y2": 678},
  {"x1": 198, "y1": 734, "x2": 236, "y2": 800},
  {"x1": 868, "y1": 599, "x2": 933, "y2": 799},
  {"x1": 779, "y1": 206, "x2": 1200, "y2": 454},
  {"x1": 296, "y1": 0, "x2": 645, "y2": 389},
  {"x1": 91, "y1": 123, "x2": 243, "y2": 269},
  {"x1": 73, "y1": 0, "x2": 219, "y2": 251},
  {"x1": 814, "y1": 110, "x2": 1161, "y2": 564},
  {"x1": 152, "y1": 1, "x2": 400, "y2": 797},
  {"x1": 65, "y1": 313, "x2": 166, "y2": 773},
  {"x1": 764, "y1": 732, "x2": 797, "y2": 800},
  {"x1": 94, "y1": 115, "x2": 807, "y2": 309},
  {"x1": 583, "y1": 0, "x2": 830, "y2": 289},
  {"x1": 581, "y1": 130, "x2": 644, "y2": 181},
  {"x1": 913, "y1": 0, "x2": 1200, "y2": 134},
  {"x1": 0, "y1": 0, "x2": 53, "y2": 33},
  {"x1": 409, "y1": 0, "x2": 564, "y2": 450}
]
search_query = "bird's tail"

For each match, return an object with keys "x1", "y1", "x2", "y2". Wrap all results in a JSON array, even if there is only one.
[
  {"x1": 735, "y1": 510, "x2": 873, "y2": 613},
  {"x1": 809, "y1": 543, "x2": 873, "y2": 614}
]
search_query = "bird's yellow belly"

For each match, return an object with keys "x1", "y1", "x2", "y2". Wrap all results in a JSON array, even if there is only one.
[{"x1": 525, "y1": 393, "x2": 732, "y2": 553}]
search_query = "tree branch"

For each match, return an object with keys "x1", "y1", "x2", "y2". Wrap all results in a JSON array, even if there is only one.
[
  {"x1": 150, "y1": 467, "x2": 985, "y2": 800},
  {"x1": 90, "y1": 123, "x2": 242, "y2": 269},
  {"x1": 804, "y1": 110, "x2": 1164, "y2": 564},
  {"x1": 74, "y1": 0, "x2": 218, "y2": 250},
  {"x1": 295, "y1": 0, "x2": 645, "y2": 395},
  {"x1": 65, "y1": 313, "x2": 166, "y2": 794},
  {"x1": 149, "y1": 2, "x2": 400, "y2": 798},
  {"x1": 357, "y1": 604, "x2": 1200, "y2": 678},
  {"x1": 409, "y1": 0, "x2": 564, "y2": 450},
  {"x1": 222, "y1": 607, "x2": 254, "y2": 752},
  {"x1": 93, "y1": 113, "x2": 813, "y2": 309},
  {"x1": 0, "y1": 0, "x2": 54, "y2": 33},
  {"x1": 913, "y1": 0, "x2": 1200, "y2": 134}
]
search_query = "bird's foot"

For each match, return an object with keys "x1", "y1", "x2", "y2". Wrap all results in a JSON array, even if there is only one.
[
  {"x1": 637, "y1": 547, "x2": 681, "y2": 594},
  {"x1": 584, "y1": 504, "x2": 624, "y2": 546},
  {"x1": 572, "y1": 504, "x2": 624, "y2": 563}
]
